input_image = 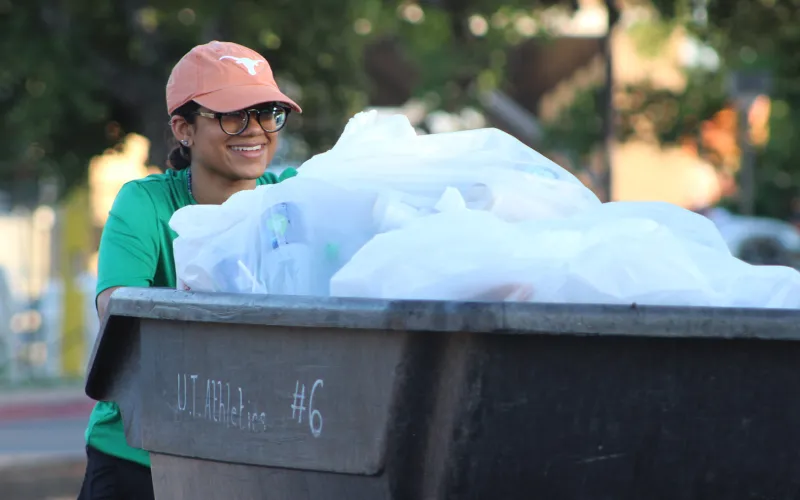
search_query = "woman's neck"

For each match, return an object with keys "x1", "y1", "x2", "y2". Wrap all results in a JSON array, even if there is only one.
[{"x1": 188, "y1": 166, "x2": 258, "y2": 205}]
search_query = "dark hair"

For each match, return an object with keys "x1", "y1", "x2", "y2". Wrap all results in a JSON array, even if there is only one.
[{"x1": 167, "y1": 101, "x2": 200, "y2": 170}]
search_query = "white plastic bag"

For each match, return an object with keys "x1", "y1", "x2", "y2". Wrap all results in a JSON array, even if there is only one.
[
  {"x1": 519, "y1": 205, "x2": 800, "y2": 308},
  {"x1": 170, "y1": 111, "x2": 800, "y2": 309},
  {"x1": 170, "y1": 176, "x2": 378, "y2": 295},
  {"x1": 299, "y1": 110, "x2": 601, "y2": 228},
  {"x1": 331, "y1": 201, "x2": 800, "y2": 308},
  {"x1": 330, "y1": 209, "x2": 542, "y2": 301}
]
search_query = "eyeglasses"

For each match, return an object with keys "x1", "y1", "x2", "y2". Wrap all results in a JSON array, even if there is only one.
[{"x1": 194, "y1": 104, "x2": 291, "y2": 135}]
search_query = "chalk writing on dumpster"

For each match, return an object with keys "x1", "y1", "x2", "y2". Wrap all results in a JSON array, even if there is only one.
[
  {"x1": 174, "y1": 374, "x2": 267, "y2": 432},
  {"x1": 174, "y1": 373, "x2": 324, "y2": 437},
  {"x1": 290, "y1": 379, "x2": 324, "y2": 438}
]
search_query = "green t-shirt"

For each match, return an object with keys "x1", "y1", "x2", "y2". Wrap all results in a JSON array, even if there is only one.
[{"x1": 86, "y1": 166, "x2": 298, "y2": 467}]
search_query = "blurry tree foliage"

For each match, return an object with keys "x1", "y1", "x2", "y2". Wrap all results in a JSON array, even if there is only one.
[
  {"x1": 0, "y1": 0, "x2": 574, "y2": 197},
  {"x1": 0, "y1": 0, "x2": 385, "y2": 194},
  {"x1": 643, "y1": 0, "x2": 800, "y2": 218},
  {"x1": 4, "y1": 0, "x2": 799, "y2": 219},
  {"x1": 547, "y1": 0, "x2": 800, "y2": 217}
]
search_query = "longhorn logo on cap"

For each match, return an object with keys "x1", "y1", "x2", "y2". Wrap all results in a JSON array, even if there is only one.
[{"x1": 219, "y1": 56, "x2": 264, "y2": 76}]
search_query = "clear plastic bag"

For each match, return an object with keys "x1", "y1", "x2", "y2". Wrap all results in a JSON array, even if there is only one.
[
  {"x1": 299, "y1": 111, "x2": 601, "y2": 228},
  {"x1": 170, "y1": 177, "x2": 377, "y2": 295},
  {"x1": 330, "y1": 210, "x2": 544, "y2": 301},
  {"x1": 331, "y1": 202, "x2": 800, "y2": 308},
  {"x1": 171, "y1": 111, "x2": 800, "y2": 308}
]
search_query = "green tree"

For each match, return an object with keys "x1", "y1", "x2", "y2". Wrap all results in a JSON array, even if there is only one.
[
  {"x1": 627, "y1": 0, "x2": 800, "y2": 218},
  {"x1": 0, "y1": 0, "x2": 389, "y2": 196},
  {"x1": 523, "y1": 0, "x2": 800, "y2": 218}
]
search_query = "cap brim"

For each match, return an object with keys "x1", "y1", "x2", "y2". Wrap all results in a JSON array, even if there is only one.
[{"x1": 194, "y1": 84, "x2": 302, "y2": 114}]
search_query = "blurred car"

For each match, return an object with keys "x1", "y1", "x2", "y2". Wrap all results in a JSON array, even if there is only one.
[{"x1": 706, "y1": 208, "x2": 800, "y2": 268}]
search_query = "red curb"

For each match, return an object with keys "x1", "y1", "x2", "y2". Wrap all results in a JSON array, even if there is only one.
[{"x1": 0, "y1": 399, "x2": 95, "y2": 422}]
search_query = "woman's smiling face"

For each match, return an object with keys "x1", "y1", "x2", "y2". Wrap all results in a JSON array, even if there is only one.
[{"x1": 174, "y1": 103, "x2": 281, "y2": 181}]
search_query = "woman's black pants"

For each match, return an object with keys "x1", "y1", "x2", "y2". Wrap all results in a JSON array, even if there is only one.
[{"x1": 77, "y1": 445, "x2": 155, "y2": 500}]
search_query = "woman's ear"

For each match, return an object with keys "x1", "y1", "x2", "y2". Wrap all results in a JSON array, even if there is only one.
[{"x1": 170, "y1": 115, "x2": 193, "y2": 145}]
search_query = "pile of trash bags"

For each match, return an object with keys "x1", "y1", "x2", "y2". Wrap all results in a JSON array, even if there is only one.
[{"x1": 170, "y1": 111, "x2": 800, "y2": 308}]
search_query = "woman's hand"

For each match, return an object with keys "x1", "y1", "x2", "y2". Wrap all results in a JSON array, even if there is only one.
[{"x1": 96, "y1": 286, "x2": 121, "y2": 320}]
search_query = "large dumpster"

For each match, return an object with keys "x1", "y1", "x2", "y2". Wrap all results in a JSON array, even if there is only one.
[{"x1": 86, "y1": 287, "x2": 800, "y2": 500}]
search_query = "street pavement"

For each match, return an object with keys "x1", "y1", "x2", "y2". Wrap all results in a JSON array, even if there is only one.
[
  {"x1": 0, "y1": 385, "x2": 92, "y2": 499},
  {"x1": 0, "y1": 417, "x2": 87, "y2": 466}
]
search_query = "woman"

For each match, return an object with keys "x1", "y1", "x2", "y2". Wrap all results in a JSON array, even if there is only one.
[{"x1": 78, "y1": 40, "x2": 301, "y2": 499}]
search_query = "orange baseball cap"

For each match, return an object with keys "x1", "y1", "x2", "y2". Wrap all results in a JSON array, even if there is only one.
[{"x1": 166, "y1": 41, "x2": 302, "y2": 115}]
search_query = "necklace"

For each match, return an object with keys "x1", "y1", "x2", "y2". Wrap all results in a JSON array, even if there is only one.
[{"x1": 186, "y1": 168, "x2": 194, "y2": 199}]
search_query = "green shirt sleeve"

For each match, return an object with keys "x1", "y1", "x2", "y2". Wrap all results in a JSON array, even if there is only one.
[
  {"x1": 278, "y1": 167, "x2": 298, "y2": 182},
  {"x1": 95, "y1": 182, "x2": 159, "y2": 297},
  {"x1": 260, "y1": 168, "x2": 297, "y2": 185}
]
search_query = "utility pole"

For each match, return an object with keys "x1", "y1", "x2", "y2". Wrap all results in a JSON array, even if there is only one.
[
  {"x1": 601, "y1": 0, "x2": 620, "y2": 203},
  {"x1": 727, "y1": 71, "x2": 771, "y2": 216}
]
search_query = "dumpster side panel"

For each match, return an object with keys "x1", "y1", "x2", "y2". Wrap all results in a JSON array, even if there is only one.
[
  {"x1": 150, "y1": 453, "x2": 390, "y2": 500},
  {"x1": 113, "y1": 320, "x2": 144, "y2": 449},
  {"x1": 377, "y1": 331, "x2": 475, "y2": 499},
  {"x1": 416, "y1": 333, "x2": 478, "y2": 500},
  {"x1": 138, "y1": 319, "x2": 406, "y2": 474},
  {"x1": 86, "y1": 315, "x2": 144, "y2": 449},
  {"x1": 442, "y1": 333, "x2": 800, "y2": 500}
]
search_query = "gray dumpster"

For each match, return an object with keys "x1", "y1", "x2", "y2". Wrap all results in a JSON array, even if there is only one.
[{"x1": 86, "y1": 287, "x2": 800, "y2": 500}]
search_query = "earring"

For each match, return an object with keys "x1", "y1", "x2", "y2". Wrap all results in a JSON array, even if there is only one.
[{"x1": 180, "y1": 139, "x2": 189, "y2": 146}]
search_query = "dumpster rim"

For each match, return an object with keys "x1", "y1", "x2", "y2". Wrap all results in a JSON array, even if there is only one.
[{"x1": 104, "y1": 287, "x2": 800, "y2": 341}]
